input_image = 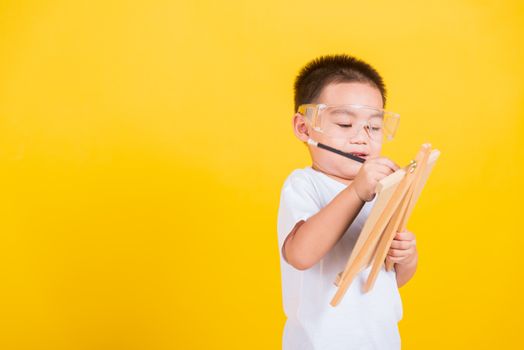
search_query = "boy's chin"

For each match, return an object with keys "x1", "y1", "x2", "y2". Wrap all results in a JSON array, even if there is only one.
[
  {"x1": 343, "y1": 162, "x2": 363, "y2": 175},
  {"x1": 334, "y1": 166, "x2": 360, "y2": 181},
  {"x1": 314, "y1": 158, "x2": 362, "y2": 179}
]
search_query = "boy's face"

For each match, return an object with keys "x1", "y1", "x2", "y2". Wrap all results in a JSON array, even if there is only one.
[{"x1": 293, "y1": 82, "x2": 384, "y2": 183}]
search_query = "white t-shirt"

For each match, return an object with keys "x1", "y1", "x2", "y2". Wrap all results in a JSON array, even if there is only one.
[{"x1": 277, "y1": 166, "x2": 403, "y2": 350}]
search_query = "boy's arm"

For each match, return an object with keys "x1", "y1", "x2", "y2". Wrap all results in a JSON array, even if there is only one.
[
  {"x1": 283, "y1": 158, "x2": 399, "y2": 271},
  {"x1": 393, "y1": 248, "x2": 418, "y2": 288},
  {"x1": 283, "y1": 183, "x2": 365, "y2": 270},
  {"x1": 387, "y1": 230, "x2": 418, "y2": 287}
]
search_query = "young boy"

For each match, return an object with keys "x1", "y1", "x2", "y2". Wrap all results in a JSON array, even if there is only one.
[{"x1": 277, "y1": 54, "x2": 418, "y2": 349}]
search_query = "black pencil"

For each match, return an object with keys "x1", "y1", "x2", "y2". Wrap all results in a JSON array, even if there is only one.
[{"x1": 307, "y1": 138, "x2": 366, "y2": 163}]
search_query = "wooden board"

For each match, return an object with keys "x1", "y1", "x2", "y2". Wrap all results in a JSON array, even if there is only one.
[
  {"x1": 384, "y1": 148, "x2": 441, "y2": 271},
  {"x1": 330, "y1": 144, "x2": 440, "y2": 306},
  {"x1": 331, "y1": 163, "x2": 414, "y2": 306},
  {"x1": 333, "y1": 169, "x2": 406, "y2": 287},
  {"x1": 363, "y1": 145, "x2": 431, "y2": 292}
]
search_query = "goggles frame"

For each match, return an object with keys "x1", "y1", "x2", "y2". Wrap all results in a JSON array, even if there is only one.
[{"x1": 297, "y1": 103, "x2": 400, "y2": 141}]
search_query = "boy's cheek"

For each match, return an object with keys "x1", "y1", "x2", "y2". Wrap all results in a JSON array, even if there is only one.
[{"x1": 369, "y1": 139, "x2": 382, "y2": 156}]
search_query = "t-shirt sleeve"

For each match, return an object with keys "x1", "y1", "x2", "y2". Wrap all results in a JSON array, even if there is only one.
[{"x1": 277, "y1": 173, "x2": 323, "y2": 263}]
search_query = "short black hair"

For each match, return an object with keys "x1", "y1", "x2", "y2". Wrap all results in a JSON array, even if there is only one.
[{"x1": 293, "y1": 54, "x2": 387, "y2": 112}]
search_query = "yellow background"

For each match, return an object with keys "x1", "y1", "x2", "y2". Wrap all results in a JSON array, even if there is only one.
[{"x1": 0, "y1": 0, "x2": 523, "y2": 349}]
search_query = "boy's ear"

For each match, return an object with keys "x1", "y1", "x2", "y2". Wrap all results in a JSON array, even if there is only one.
[{"x1": 292, "y1": 113, "x2": 310, "y2": 143}]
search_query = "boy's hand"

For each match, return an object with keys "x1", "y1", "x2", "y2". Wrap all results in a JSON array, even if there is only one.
[
  {"x1": 386, "y1": 230, "x2": 417, "y2": 265},
  {"x1": 351, "y1": 157, "x2": 400, "y2": 202}
]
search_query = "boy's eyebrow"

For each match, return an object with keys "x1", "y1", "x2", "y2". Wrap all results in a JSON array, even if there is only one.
[{"x1": 331, "y1": 108, "x2": 384, "y2": 119}]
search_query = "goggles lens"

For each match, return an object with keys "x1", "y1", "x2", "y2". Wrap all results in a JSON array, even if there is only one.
[{"x1": 298, "y1": 104, "x2": 400, "y2": 141}]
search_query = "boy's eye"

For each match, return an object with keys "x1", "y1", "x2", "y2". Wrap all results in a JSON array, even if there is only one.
[{"x1": 337, "y1": 124, "x2": 352, "y2": 128}]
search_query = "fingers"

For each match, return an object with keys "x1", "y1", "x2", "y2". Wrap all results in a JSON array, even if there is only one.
[
  {"x1": 363, "y1": 163, "x2": 397, "y2": 180},
  {"x1": 387, "y1": 251, "x2": 417, "y2": 266},
  {"x1": 387, "y1": 255, "x2": 409, "y2": 262},
  {"x1": 378, "y1": 158, "x2": 400, "y2": 172},
  {"x1": 388, "y1": 230, "x2": 416, "y2": 258},
  {"x1": 395, "y1": 230, "x2": 416, "y2": 241},
  {"x1": 386, "y1": 255, "x2": 405, "y2": 263},
  {"x1": 389, "y1": 239, "x2": 415, "y2": 250},
  {"x1": 363, "y1": 159, "x2": 400, "y2": 181},
  {"x1": 388, "y1": 246, "x2": 416, "y2": 258},
  {"x1": 366, "y1": 157, "x2": 400, "y2": 172},
  {"x1": 353, "y1": 157, "x2": 400, "y2": 202}
]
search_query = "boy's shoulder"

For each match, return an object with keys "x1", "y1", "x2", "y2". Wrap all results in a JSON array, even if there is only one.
[
  {"x1": 278, "y1": 167, "x2": 324, "y2": 219},
  {"x1": 283, "y1": 166, "x2": 344, "y2": 191},
  {"x1": 280, "y1": 166, "x2": 325, "y2": 205},
  {"x1": 282, "y1": 166, "x2": 317, "y2": 189}
]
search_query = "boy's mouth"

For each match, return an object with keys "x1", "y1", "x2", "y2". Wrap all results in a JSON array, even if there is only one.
[{"x1": 349, "y1": 152, "x2": 368, "y2": 159}]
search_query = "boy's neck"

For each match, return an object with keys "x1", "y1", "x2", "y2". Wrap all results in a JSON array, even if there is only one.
[{"x1": 311, "y1": 163, "x2": 354, "y2": 187}]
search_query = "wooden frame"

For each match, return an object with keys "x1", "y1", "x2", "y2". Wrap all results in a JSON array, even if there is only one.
[{"x1": 331, "y1": 144, "x2": 440, "y2": 307}]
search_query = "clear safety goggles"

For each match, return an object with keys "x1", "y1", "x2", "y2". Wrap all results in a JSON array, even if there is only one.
[{"x1": 297, "y1": 103, "x2": 400, "y2": 142}]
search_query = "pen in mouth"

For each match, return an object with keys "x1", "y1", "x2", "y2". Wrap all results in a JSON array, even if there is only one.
[{"x1": 307, "y1": 138, "x2": 366, "y2": 163}]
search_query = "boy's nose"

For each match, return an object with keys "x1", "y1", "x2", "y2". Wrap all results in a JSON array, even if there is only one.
[{"x1": 349, "y1": 124, "x2": 370, "y2": 143}]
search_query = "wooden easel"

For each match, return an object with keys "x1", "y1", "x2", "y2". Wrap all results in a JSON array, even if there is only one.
[{"x1": 331, "y1": 144, "x2": 440, "y2": 307}]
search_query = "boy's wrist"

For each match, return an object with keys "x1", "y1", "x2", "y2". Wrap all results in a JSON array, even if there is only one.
[{"x1": 347, "y1": 184, "x2": 366, "y2": 204}]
